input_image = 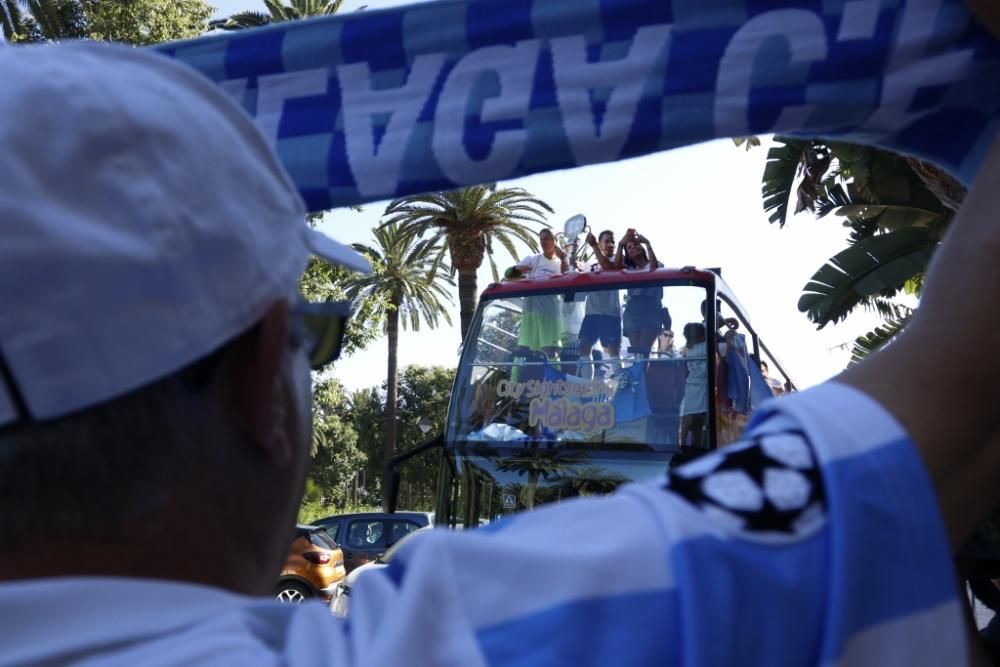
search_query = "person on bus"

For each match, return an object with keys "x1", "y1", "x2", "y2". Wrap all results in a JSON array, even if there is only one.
[
  {"x1": 678, "y1": 322, "x2": 709, "y2": 450},
  {"x1": 576, "y1": 230, "x2": 622, "y2": 378},
  {"x1": 655, "y1": 329, "x2": 678, "y2": 358},
  {"x1": 616, "y1": 229, "x2": 664, "y2": 358},
  {"x1": 509, "y1": 228, "x2": 568, "y2": 378},
  {"x1": 759, "y1": 360, "x2": 784, "y2": 396}
]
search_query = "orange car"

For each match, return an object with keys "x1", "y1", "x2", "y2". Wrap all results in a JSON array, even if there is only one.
[{"x1": 275, "y1": 525, "x2": 346, "y2": 603}]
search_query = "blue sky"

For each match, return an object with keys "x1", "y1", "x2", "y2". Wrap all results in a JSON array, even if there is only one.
[{"x1": 205, "y1": 0, "x2": 885, "y2": 393}]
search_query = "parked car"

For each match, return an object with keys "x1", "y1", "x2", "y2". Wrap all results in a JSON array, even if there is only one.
[
  {"x1": 275, "y1": 524, "x2": 346, "y2": 603},
  {"x1": 330, "y1": 527, "x2": 432, "y2": 618},
  {"x1": 312, "y1": 511, "x2": 432, "y2": 573}
]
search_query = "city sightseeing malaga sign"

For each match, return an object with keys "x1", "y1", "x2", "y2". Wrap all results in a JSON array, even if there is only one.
[{"x1": 155, "y1": 0, "x2": 1000, "y2": 212}]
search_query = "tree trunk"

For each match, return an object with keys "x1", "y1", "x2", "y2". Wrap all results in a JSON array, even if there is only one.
[
  {"x1": 458, "y1": 269, "x2": 478, "y2": 342},
  {"x1": 526, "y1": 469, "x2": 538, "y2": 510},
  {"x1": 382, "y1": 305, "x2": 400, "y2": 511}
]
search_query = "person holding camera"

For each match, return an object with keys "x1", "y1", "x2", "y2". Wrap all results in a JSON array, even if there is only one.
[{"x1": 616, "y1": 229, "x2": 664, "y2": 358}]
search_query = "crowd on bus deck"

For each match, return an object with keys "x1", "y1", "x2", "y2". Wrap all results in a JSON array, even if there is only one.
[{"x1": 505, "y1": 225, "x2": 781, "y2": 404}]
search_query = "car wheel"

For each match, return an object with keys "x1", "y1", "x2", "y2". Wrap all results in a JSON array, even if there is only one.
[{"x1": 274, "y1": 581, "x2": 312, "y2": 603}]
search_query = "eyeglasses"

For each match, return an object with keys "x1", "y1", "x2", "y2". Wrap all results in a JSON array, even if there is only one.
[{"x1": 291, "y1": 300, "x2": 352, "y2": 370}]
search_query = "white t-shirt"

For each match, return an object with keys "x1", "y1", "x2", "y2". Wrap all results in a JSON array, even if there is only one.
[
  {"x1": 518, "y1": 253, "x2": 562, "y2": 278},
  {"x1": 584, "y1": 260, "x2": 621, "y2": 317}
]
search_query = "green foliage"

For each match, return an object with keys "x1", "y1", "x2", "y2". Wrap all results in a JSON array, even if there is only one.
[
  {"x1": 299, "y1": 257, "x2": 384, "y2": 357},
  {"x1": 2, "y1": 0, "x2": 82, "y2": 41},
  {"x1": 224, "y1": 0, "x2": 345, "y2": 29},
  {"x1": 348, "y1": 386, "x2": 385, "y2": 500},
  {"x1": 2, "y1": 0, "x2": 211, "y2": 43},
  {"x1": 732, "y1": 136, "x2": 762, "y2": 151},
  {"x1": 384, "y1": 184, "x2": 552, "y2": 339},
  {"x1": 350, "y1": 366, "x2": 456, "y2": 510},
  {"x1": 384, "y1": 185, "x2": 552, "y2": 279},
  {"x1": 83, "y1": 0, "x2": 212, "y2": 45},
  {"x1": 298, "y1": 499, "x2": 380, "y2": 524},
  {"x1": 761, "y1": 137, "x2": 810, "y2": 226},
  {"x1": 798, "y1": 227, "x2": 938, "y2": 328},
  {"x1": 345, "y1": 223, "x2": 455, "y2": 335},
  {"x1": 848, "y1": 310, "x2": 912, "y2": 365},
  {"x1": 761, "y1": 137, "x2": 956, "y2": 330},
  {"x1": 298, "y1": 212, "x2": 383, "y2": 358},
  {"x1": 306, "y1": 377, "x2": 368, "y2": 509}
]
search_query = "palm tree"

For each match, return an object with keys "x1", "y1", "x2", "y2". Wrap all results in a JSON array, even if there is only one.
[
  {"x1": 1, "y1": 0, "x2": 75, "y2": 41},
  {"x1": 223, "y1": 0, "x2": 345, "y2": 29},
  {"x1": 493, "y1": 445, "x2": 587, "y2": 510},
  {"x1": 759, "y1": 137, "x2": 957, "y2": 358},
  {"x1": 383, "y1": 185, "x2": 554, "y2": 341},
  {"x1": 344, "y1": 223, "x2": 454, "y2": 509}
]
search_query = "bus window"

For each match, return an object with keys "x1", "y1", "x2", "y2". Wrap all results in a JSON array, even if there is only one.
[{"x1": 449, "y1": 282, "x2": 710, "y2": 454}]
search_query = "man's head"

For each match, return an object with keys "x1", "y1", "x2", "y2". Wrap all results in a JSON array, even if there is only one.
[
  {"x1": 0, "y1": 43, "x2": 367, "y2": 593},
  {"x1": 598, "y1": 230, "x2": 615, "y2": 257},
  {"x1": 539, "y1": 228, "x2": 557, "y2": 254},
  {"x1": 683, "y1": 322, "x2": 707, "y2": 346}
]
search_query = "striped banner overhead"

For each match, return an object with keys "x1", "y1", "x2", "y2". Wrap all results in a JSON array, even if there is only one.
[{"x1": 154, "y1": 0, "x2": 1000, "y2": 212}]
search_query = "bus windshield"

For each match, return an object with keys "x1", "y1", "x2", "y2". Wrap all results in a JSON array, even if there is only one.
[{"x1": 447, "y1": 282, "x2": 710, "y2": 452}]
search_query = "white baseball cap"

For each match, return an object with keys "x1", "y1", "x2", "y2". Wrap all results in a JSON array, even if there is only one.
[{"x1": 0, "y1": 41, "x2": 370, "y2": 427}]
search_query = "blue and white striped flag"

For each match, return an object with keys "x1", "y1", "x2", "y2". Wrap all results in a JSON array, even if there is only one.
[{"x1": 154, "y1": 0, "x2": 1000, "y2": 212}]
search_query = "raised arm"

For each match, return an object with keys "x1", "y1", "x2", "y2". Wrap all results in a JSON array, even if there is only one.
[
  {"x1": 636, "y1": 234, "x2": 658, "y2": 271},
  {"x1": 614, "y1": 239, "x2": 626, "y2": 270},
  {"x1": 839, "y1": 133, "x2": 1000, "y2": 548},
  {"x1": 587, "y1": 233, "x2": 616, "y2": 271}
]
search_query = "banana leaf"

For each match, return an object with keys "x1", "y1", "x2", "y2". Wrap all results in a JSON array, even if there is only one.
[
  {"x1": 798, "y1": 227, "x2": 937, "y2": 327},
  {"x1": 761, "y1": 137, "x2": 810, "y2": 227}
]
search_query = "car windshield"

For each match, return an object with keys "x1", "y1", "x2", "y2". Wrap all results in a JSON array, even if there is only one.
[
  {"x1": 308, "y1": 529, "x2": 338, "y2": 551},
  {"x1": 448, "y1": 283, "x2": 709, "y2": 451}
]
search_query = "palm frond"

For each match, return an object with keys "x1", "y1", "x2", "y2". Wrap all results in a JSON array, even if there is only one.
[
  {"x1": 224, "y1": 10, "x2": 272, "y2": 28},
  {"x1": 848, "y1": 312, "x2": 912, "y2": 365},
  {"x1": 798, "y1": 227, "x2": 938, "y2": 328},
  {"x1": 0, "y1": 0, "x2": 23, "y2": 40},
  {"x1": 761, "y1": 137, "x2": 810, "y2": 227}
]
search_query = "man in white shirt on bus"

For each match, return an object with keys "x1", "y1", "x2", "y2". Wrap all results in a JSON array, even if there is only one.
[
  {"x1": 577, "y1": 230, "x2": 622, "y2": 378},
  {"x1": 513, "y1": 228, "x2": 567, "y2": 360},
  {"x1": 5, "y1": 39, "x2": 1000, "y2": 667}
]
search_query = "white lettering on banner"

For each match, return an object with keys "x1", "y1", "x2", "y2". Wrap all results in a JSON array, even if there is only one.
[
  {"x1": 339, "y1": 54, "x2": 446, "y2": 198},
  {"x1": 552, "y1": 24, "x2": 672, "y2": 164},
  {"x1": 433, "y1": 40, "x2": 540, "y2": 184},
  {"x1": 257, "y1": 68, "x2": 329, "y2": 144},
  {"x1": 528, "y1": 397, "x2": 615, "y2": 435},
  {"x1": 495, "y1": 378, "x2": 613, "y2": 400},
  {"x1": 858, "y1": 0, "x2": 971, "y2": 138},
  {"x1": 714, "y1": 9, "x2": 827, "y2": 136}
]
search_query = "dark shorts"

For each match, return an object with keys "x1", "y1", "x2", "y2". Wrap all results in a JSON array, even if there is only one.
[
  {"x1": 578, "y1": 314, "x2": 621, "y2": 347},
  {"x1": 623, "y1": 297, "x2": 663, "y2": 332}
]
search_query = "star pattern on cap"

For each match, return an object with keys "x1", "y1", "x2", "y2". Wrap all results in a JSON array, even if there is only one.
[{"x1": 665, "y1": 430, "x2": 826, "y2": 540}]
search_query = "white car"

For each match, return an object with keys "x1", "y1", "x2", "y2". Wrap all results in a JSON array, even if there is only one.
[{"x1": 330, "y1": 527, "x2": 432, "y2": 618}]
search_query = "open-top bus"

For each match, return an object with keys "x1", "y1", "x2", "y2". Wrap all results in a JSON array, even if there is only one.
[{"x1": 389, "y1": 264, "x2": 796, "y2": 529}]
